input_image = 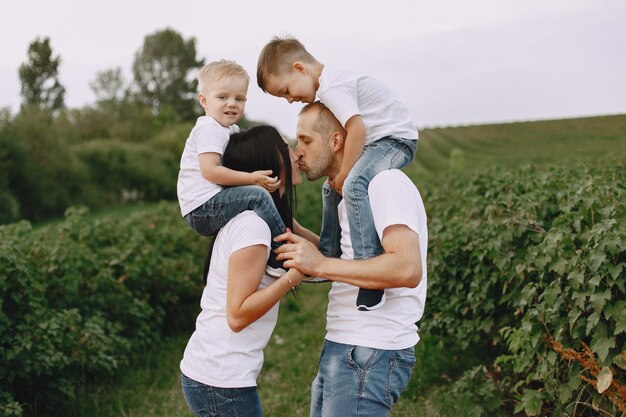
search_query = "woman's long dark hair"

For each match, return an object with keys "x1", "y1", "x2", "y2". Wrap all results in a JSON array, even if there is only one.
[{"x1": 203, "y1": 125, "x2": 296, "y2": 283}]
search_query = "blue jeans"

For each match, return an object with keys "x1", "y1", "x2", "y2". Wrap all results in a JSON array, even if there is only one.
[
  {"x1": 185, "y1": 185, "x2": 286, "y2": 256},
  {"x1": 319, "y1": 137, "x2": 416, "y2": 259},
  {"x1": 181, "y1": 373, "x2": 263, "y2": 417},
  {"x1": 310, "y1": 340, "x2": 415, "y2": 417}
]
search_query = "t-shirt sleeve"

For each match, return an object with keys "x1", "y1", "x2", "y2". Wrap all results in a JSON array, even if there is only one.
[
  {"x1": 226, "y1": 211, "x2": 271, "y2": 258},
  {"x1": 196, "y1": 122, "x2": 229, "y2": 155},
  {"x1": 319, "y1": 71, "x2": 360, "y2": 127},
  {"x1": 368, "y1": 171, "x2": 422, "y2": 240}
]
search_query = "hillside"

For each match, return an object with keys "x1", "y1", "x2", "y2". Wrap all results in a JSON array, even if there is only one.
[{"x1": 411, "y1": 114, "x2": 626, "y2": 176}]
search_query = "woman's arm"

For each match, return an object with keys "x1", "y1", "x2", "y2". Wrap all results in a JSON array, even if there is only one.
[
  {"x1": 292, "y1": 219, "x2": 320, "y2": 247},
  {"x1": 226, "y1": 244, "x2": 304, "y2": 332}
]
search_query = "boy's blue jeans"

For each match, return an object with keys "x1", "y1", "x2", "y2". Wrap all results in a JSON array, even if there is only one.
[
  {"x1": 320, "y1": 137, "x2": 417, "y2": 259},
  {"x1": 181, "y1": 373, "x2": 263, "y2": 417},
  {"x1": 309, "y1": 340, "x2": 415, "y2": 417},
  {"x1": 185, "y1": 185, "x2": 286, "y2": 256}
]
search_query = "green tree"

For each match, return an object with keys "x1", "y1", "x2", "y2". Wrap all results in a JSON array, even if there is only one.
[
  {"x1": 132, "y1": 27, "x2": 204, "y2": 121},
  {"x1": 90, "y1": 67, "x2": 127, "y2": 104},
  {"x1": 18, "y1": 37, "x2": 65, "y2": 112}
]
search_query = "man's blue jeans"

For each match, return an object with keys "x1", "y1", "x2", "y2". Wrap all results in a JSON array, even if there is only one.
[
  {"x1": 185, "y1": 185, "x2": 286, "y2": 255},
  {"x1": 310, "y1": 340, "x2": 415, "y2": 417},
  {"x1": 181, "y1": 373, "x2": 263, "y2": 417},
  {"x1": 319, "y1": 137, "x2": 416, "y2": 259}
]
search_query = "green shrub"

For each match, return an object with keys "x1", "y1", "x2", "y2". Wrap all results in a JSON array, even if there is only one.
[
  {"x1": 74, "y1": 139, "x2": 178, "y2": 206},
  {"x1": 0, "y1": 203, "x2": 205, "y2": 416},
  {"x1": 424, "y1": 162, "x2": 625, "y2": 415}
]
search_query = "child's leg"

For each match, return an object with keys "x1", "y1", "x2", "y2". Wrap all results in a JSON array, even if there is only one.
[
  {"x1": 319, "y1": 180, "x2": 343, "y2": 258},
  {"x1": 188, "y1": 185, "x2": 286, "y2": 255},
  {"x1": 343, "y1": 137, "x2": 416, "y2": 310}
]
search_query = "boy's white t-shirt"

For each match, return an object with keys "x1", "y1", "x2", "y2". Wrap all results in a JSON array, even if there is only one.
[
  {"x1": 177, "y1": 116, "x2": 239, "y2": 217},
  {"x1": 317, "y1": 66, "x2": 419, "y2": 145},
  {"x1": 325, "y1": 170, "x2": 428, "y2": 350},
  {"x1": 180, "y1": 211, "x2": 278, "y2": 388}
]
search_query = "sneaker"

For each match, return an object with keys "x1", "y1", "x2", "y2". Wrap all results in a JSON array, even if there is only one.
[
  {"x1": 356, "y1": 289, "x2": 386, "y2": 311},
  {"x1": 265, "y1": 265, "x2": 287, "y2": 278},
  {"x1": 302, "y1": 275, "x2": 330, "y2": 284}
]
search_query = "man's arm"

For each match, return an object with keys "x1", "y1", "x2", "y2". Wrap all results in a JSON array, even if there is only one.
[{"x1": 275, "y1": 224, "x2": 422, "y2": 289}]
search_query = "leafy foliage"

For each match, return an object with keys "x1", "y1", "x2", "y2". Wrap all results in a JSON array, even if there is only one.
[
  {"x1": 132, "y1": 27, "x2": 204, "y2": 121},
  {"x1": 0, "y1": 204, "x2": 206, "y2": 416},
  {"x1": 423, "y1": 162, "x2": 626, "y2": 415},
  {"x1": 18, "y1": 37, "x2": 65, "y2": 112}
]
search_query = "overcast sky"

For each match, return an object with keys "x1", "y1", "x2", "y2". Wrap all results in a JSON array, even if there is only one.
[{"x1": 1, "y1": 0, "x2": 625, "y2": 136}]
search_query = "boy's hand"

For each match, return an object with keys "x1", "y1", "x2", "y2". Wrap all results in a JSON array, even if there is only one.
[
  {"x1": 251, "y1": 170, "x2": 281, "y2": 192},
  {"x1": 328, "y1": 170, "x2": 347, "y2": 194}
]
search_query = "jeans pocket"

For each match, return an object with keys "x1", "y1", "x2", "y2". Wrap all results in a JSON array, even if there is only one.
[
  {"x1": 385, "y1": 350, "x2": 415, "y2": 406},
  {"x1": 181, "y1": 375, "x2": 218, "y2": 417},
  {"x1": 347, "y1": 345, "x2": 377, "y2": 371}
]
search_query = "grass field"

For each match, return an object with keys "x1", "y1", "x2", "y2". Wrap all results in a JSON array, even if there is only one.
[
  {"x1": 72, "y1": 114, "x2": 626, "y2": 417},
  {"x1": 413, "y1": 114, "x2": 626, "y2": 175}
]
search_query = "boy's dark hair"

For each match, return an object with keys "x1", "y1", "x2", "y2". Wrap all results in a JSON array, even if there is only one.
[{"x1": 257, "y1": 35, "x2": 318, "y2": 91}]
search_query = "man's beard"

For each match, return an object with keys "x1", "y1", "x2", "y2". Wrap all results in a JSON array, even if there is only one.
[{"x1": 302, "y1": 150, "x2": 333, "y2": 181}]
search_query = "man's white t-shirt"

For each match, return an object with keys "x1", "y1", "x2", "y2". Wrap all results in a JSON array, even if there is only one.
[
  {"x1": 317, "y1": 66, "x2": 419, "y2": 145},
  {"x1": 177, "y1": 116, "x2": 239, "y2": 217},
  {"x1": 325, "y1": 170, "x2": 428, "y2": 350},
  {"x1": 180, "y1": 211, "x2": 278, "y2": 388}
]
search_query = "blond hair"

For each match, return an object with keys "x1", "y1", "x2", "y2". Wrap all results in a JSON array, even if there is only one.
[
  {"x1": 257, "y1": 36, "x2": 319, "y2": 91},
  {"x1": 300, "y1": 101, "x2": 346, "y2": 137},
  {"x1": 197, "y1": 60, "x2": 249, "y2": 93}
]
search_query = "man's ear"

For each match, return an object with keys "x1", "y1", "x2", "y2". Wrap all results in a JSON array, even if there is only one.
[{"x1": 330, "y1": 131, "x2": 345, "y2": 152}]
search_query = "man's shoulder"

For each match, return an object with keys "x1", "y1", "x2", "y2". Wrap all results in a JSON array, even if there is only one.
[{"x1": 369, "y1": 170, "x2": 416, "y2": 193}]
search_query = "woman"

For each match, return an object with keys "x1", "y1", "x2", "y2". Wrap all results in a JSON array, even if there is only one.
[{"x1": 180, "y1": 125, "x2": 305, "y2": 417}]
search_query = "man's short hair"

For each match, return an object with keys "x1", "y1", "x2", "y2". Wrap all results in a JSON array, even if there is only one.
[
  {"x1": 198, "y1": 60, "x2": 249, "y2": 93},
  {"x1": 257, "y1": 36, "x2": 318, "y2": 91},
  {"x1": 300, "y1": 101, "x2": 346, "y2": 137}
]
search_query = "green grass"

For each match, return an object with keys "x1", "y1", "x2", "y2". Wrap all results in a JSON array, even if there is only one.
[
  {"x1": 413, "y1": 114, "x2": 626, "y2": 174},
  {"x1": 74, "y1": 284, "x2": 487, "y2": 417}
]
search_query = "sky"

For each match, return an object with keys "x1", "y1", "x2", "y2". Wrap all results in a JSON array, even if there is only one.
[{"x1": 1, "y1": 0, "x2": 625, "y2": 137}]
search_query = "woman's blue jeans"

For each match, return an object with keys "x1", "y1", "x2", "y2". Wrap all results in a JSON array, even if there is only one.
[{"x1": 181, "y1": 373, "x2": 263, "y2": 417}]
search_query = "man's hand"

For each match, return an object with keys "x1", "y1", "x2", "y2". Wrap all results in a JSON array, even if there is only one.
[
  {"x1": 251, "y1": 170, "x2": 281, "y2": 192},
  {"x1": 274, "y1": 230, "x2": 326, "y2": 277}
]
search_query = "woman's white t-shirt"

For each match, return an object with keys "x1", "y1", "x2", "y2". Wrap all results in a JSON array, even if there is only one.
[{"x1": 180, "y1": 211, "x2": 277, "y2": 388}]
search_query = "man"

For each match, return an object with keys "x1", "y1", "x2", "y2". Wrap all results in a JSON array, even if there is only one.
[{"x1": 275, "y1": 102, "x2": 428, "y2": 417}]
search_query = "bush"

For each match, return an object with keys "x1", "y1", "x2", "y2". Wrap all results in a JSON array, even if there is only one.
[
  {"x1": 3, "y1": 106, "x2": 90, "y2": 222},
  {"x1": 0, "y1": 203, "x2": 206, "y2": 416},
  {"x1": 423, "y1": 162, "x2": 625, "y2": 415},
  {"x1": 74, "y1": 139, "x2": 178, "y2": 207}
]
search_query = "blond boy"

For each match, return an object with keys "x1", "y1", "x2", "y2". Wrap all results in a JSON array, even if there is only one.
[{"x1": 177, "y1": 60, "x2": 286, "y2": 276}]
